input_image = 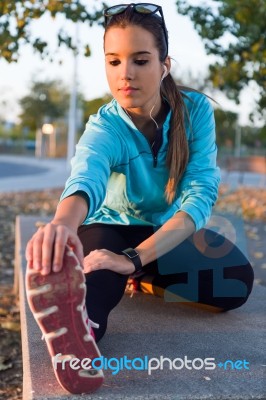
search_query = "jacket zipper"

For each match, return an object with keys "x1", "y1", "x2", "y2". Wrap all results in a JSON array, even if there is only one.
[
  {"x1": 146, "y1": 138, "x2": 158, "y2": 168},
  {"x1": 125, "y1": 109, "x2": 163, "y2": 169},
  {"x1": 130, "y1": 126, "x2": 159, "y2": 168},
  {"x1": 152, "y1": 151, "x2": 158, "y2": 168}
]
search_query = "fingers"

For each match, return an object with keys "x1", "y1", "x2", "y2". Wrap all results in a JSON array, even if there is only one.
[
  {"x1": 83, "y1": 250, "x2": 102, "y2": 274},
  {"x1": 29, "y1": 224, "x2": 55, "y2": 275},
  {"x1": 25, "y1": 237, "x2": 35, "y2": 269},
  {"x1": 68, "y1": 236, "x2": 84, "y2": 268},
  {"x1": 25, "y1": 223, "x2": 83, "y2": 276},
  {"x1": 52, "y1": 226, "x2": 85, "y2": 272},
  {"x1": 83, "y1": 250, "x2": 134, "y2": 275},
  {"x1": 51, "y1": 226, "x2": 68, "y2": 273},
  {"x1": 33, "y1": 228, "x2": 45, "y2": 272},
  {"x1": 41, "y1": 224, "x2": 57, "y2": 275}
]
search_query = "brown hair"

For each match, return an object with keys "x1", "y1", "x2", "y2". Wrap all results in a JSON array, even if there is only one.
[{"x1": 104, "y1": 9, "x2": 189, "y2": 204}]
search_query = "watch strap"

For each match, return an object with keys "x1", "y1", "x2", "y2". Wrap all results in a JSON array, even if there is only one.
[{"x1": 122, "y1": 247, "x2": 142, "y2": 273}]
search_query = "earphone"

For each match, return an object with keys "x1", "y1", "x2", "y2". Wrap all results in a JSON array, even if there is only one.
[
  {"x1": 161, "y1": 65, "x2": 167, "y2": 81},
  {"x1": 149, "y1": 66, "x2": 168, "y2": 129}
]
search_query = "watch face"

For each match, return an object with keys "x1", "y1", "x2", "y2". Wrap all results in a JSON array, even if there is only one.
[
  {"x1": 122, "y1": 248, "x2": 142, "y2": 272},
  {"x1": 123, "y1": 248, "x2": 138, "y2": 259},
  {"x1": 127, "y1": 250, "x2": 137, "y2": 259}
]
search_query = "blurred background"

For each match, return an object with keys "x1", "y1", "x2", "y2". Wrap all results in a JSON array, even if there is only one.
[
  {"x1": 0, "y1": 0, "x2": 265, "y2": 164},
  {"x1": 0, "y1": 1, "x2": 265, "y2": 399}
]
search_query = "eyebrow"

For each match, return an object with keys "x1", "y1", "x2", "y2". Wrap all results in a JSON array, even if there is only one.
[{"x1": 105, "y1": 51, "x2": 152, "y2": 56}]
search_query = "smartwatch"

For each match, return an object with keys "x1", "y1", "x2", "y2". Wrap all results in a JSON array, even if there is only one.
[{"x1": 122, "y1": 248, "x2": 142, "y2": 273}]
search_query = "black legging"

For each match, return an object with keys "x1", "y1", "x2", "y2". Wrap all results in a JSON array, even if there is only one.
[{"x1": 78, "y1": 223, "x2": 254, "y2": 343}]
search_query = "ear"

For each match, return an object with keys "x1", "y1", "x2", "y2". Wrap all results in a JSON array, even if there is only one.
[
  {"x1": 161, "y1": 66, "x2": 167, "y2": 80},
  {"x1": 162, "y1": 56, "x2": 171, "y2": 79}
]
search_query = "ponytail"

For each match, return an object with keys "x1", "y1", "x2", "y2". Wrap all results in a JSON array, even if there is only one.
[{"x1": 161, "y1": 73, "x2": 189, "y2": 204}]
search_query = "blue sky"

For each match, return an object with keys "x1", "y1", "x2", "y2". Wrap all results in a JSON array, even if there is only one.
[{"x1": 0, "y1": 0, "x2": 259, "y2": 126}]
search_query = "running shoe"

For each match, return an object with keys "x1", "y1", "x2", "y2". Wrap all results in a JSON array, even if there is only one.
[{"x1": 25, "y1": 245, "x2": 104, "y2": 394}]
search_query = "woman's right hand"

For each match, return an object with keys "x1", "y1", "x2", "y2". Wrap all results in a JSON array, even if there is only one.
[{"x1": 25, "y1": 222, "x2": 84, "y2": 276}]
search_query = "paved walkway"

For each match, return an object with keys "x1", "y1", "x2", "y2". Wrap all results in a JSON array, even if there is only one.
[
  {"x1": 0, "y1": 155, "x2": 69, "y2": 193},
  {"x1": 0, "y1": 154, "x2": 265, "y2": 193},
  {"x1": 220, "y1": 168, "x2": 266, "y2": 188},
  {"x1": 8, "y1": 158, "x2": 266, "y2": 399},
  {"x1": 18, "y1": 216, "x2": 266, "y2": 400}
]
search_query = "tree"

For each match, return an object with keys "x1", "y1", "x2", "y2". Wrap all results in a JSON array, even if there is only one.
[
  {"x1": 19, "y1": 79, "x2": 70, "y2": 131},
  {"x1": 0, "y1": 0, "x2": 105, "y2": 62},
  {"x1": 176, "y1": 0, "x2": 266, "y2": 120},
  {"x1": 83, "y1": 94, "x2": 112, "y2": 125},
  {"x1": 214, "y1": 108, "x2": 238, "y2": 148},
  {"x1": 174, "y1": 69, "x2": 209, "y2": 92},
  {"x1": 258, "y1": 125, "x2": 266, "y2": 146}
]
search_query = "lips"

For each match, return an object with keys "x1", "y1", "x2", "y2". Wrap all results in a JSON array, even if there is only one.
[
  {"x1": 120, "y1": 86, "x2": 138, "y2": 90},
  {"x1": 119, "y1": 87, "x2": 138, "y2": 94}
]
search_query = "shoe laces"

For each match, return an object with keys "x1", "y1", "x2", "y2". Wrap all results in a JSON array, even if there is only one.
[{"x1": 82, "y1": 304, "x2": 99, "y2": 337}]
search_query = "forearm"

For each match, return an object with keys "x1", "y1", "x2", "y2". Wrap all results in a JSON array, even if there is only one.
[
  {"x1": 52, "y1": 194, "x2": 89, "y2": 231},
  {"x1": 135, "y1": 211, "x2": 195, "y2": 266}
]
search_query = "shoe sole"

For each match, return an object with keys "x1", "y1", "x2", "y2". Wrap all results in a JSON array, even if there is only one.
[{"x1": 25, "y1": 246, "x2": 104, "y2": 394}]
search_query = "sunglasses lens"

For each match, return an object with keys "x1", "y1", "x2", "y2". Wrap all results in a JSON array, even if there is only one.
[
  {"x1": 135, "y1": 4, "x2": 158, "y2": 14},
  {"x1": 105, "y1": 5, "x2": 127, "y2": 17}
]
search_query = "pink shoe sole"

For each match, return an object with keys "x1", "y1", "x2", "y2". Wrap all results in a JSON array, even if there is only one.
[{"x1": 25, "y1": 246, "x2": 104, "y2": 394}]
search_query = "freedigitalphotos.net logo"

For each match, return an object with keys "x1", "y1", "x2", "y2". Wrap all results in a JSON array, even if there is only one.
[{"x1": 52, "y1": 354, "x2": 250, "y2": 375}]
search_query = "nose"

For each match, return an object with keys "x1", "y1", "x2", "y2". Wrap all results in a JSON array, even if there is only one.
[{"x1": 120, "y1": 61, "x2": 134, "y2": 81}]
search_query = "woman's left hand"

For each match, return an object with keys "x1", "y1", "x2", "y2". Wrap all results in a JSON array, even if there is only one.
[{"x1": 83, "y1": 249, "x2": 135, "y2": 275}]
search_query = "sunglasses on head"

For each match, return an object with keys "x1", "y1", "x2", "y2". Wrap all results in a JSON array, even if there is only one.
[{"x1": 104, "y1": 3, "x2": 168, "y2": 56}]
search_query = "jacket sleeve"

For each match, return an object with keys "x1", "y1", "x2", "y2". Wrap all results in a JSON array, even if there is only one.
[
  {"x1": 60, "y1": 115, "x2": 122, "y2": 219},
  {"x1": 178, "y1": 94, "x2": 221, "y2": 231}
]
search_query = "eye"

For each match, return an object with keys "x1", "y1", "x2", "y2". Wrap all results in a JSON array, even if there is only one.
[
  {"x1": 109, "y1": 60, "x2": 120, "y2": 66},
  {"x1": 135, "y1": 60, "x2": 149, "y2": 65}
]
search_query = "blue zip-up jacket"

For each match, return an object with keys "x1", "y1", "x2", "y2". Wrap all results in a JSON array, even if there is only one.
[{"x1": 60, "y1": 90, "x2": 220, "y2": 231}]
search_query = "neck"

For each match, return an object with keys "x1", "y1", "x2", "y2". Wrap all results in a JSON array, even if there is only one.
[
  {"x1": 124, "y1": 99, "x2": 165, "y2": 131},
  {"x1": 123, "y1": 100, "x2": 168, "y2": 143}
]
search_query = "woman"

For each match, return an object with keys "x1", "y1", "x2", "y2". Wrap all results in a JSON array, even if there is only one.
[{"x1": 25, "y1": 3, "x2": 254, "y2": 395}]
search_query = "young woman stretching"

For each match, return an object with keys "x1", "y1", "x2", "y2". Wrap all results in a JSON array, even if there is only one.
[{"x1": 25, "y1": 3, "x2": 254, "y2": 395}]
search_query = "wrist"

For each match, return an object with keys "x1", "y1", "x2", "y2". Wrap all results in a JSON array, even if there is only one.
[
  {"x1": 51, "y1": 219, "x2": 77, "y2": 232},
  {"x1": 134, "y1": 247, "x2": 152, "y2": 267},
  {"x1": 121, "y1": 255, "x2": 136, "y2": 274}
]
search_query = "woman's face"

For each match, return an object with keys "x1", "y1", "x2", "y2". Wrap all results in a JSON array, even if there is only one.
[{"x1": 104, "y1": 25, "x2": 167, "y2": 115}]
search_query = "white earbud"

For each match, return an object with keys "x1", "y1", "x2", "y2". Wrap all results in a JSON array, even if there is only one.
[
  {"x1": 161, "y1": 65, "x2": 167, "y2": 81},
  {"x1": 150, "y1": 65, "x2": 168, "y2": 128}
]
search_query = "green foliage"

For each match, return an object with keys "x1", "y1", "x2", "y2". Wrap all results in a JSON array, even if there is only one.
[
  {"x1": 0, "y1": 123, "x2": 24, "y2": 140},
  {"x1": 176, "y1": 0, "x2": 266, "y2": 120},
  {"x1": 241, "y1": 125, "x2": 264, "y2": 148},
  {"x1": 19, "y1": 79, "x2": 70, "y2": 130},
  {"x1": 214, "y1": 107, "x2": 265, "y2": 152},
  {"x1": 214, "y1": 108, "x2": 238, "y2": 147},
  {"x1": 258, "y1": 125, "x2": 266, "y2": 146},
  {"x1": 0, "y1": 0, "x2": 106, "y2": 62},
  {"x1": 83, "y1": 94, "x2": 112, "y2": 123}
]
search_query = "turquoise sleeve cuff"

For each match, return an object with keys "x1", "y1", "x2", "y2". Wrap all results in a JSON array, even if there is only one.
[{"x1": 179, "y1": 203, "x2": 208, "y2": 232}]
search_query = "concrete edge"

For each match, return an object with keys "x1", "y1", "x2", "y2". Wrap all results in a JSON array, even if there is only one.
[{"x1": 15, "y1": 215, "x2": 34, "y2": 400}]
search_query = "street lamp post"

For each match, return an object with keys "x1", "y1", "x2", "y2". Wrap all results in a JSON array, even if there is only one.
[
  {"x1": 41, "y1": 123, "x2": 56, "y2": 158},
  {"x1": 234, "y1": 124, "x2": 242, "y2": 158},
  {"x1": 42, "y1": 123, "x2": 56, "y2": 157},
  {"x1": 67, "y1": 23, "x2": 79, "y2": 168},
  {"x1": 35, "y1": 128, "x2": 42, "y2": 158}
]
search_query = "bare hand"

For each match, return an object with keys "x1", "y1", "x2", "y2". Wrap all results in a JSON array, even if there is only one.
[
  {"x1": 25, "y1": 222, "x2": 84, "y2": 275},
  {"x1": 83, "y1": 249, "x2": 135, "y2": 275}
]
